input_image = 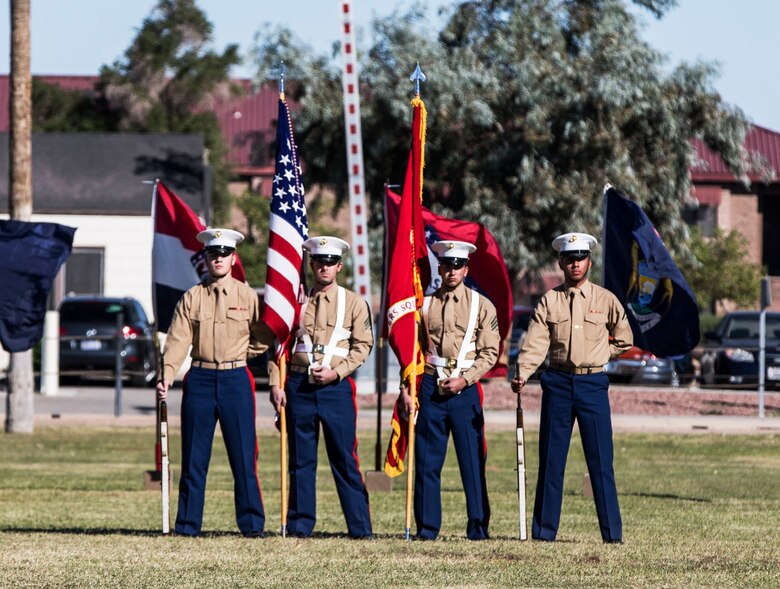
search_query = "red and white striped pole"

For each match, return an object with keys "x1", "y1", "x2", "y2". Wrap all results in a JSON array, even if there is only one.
[{"x1": 339, "y1": 0, "x2": 371, "y2": 300}]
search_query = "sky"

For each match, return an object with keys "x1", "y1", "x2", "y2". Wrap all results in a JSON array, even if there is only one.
[{"x1": 1, "y1": 0, "x2": 777, "y2": 131}]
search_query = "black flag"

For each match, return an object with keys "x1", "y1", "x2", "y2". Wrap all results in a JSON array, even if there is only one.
[
  {"x1": 0, "y1": 220, "x2": 75, "y2": 352},
  {"x1": 603, "y1": 187, "x2": 699, "y2": 357}
]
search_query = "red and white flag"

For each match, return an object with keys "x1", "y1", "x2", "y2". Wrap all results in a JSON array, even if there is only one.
[
  {"x1": 152, "y1": 180, "x2": 245, "y2": 332},
  {"x1": 261, "y1": 97, "x2": 309, "y2": 356}
]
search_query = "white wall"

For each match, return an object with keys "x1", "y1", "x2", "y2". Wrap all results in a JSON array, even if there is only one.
[
  {"x1": 16, "y1": 213, "x2": 155, "y2": 320},
  {"x1": 0, "y1": 213, "x2": 156, "y2": 376}
]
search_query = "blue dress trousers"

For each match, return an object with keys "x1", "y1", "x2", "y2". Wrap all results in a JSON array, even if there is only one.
[
  {"x1": 414, "y1": 373, "x2": 490, "y2": 540},
  {"x1": 532, "y1": 368, "x2": 622, "y2": 542},
  {"x1": 284, "y1": 371, "x2": 372, "y2": 538},
  {"x1": 175, "y1": 365, "x2": 265, "y2": 537}
]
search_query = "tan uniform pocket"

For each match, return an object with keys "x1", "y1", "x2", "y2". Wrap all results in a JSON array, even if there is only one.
[
  {"x1": 548, "y1": 313, "x2": 571, "y2": 343},
  {"x1": 226, "y1": 308, "x2": 249, "y2": 340},
  {"x1": 584, "y1": 313, "x2": 607, "y2": 342},
  {"x1": 191, "y1": 309, "x2": 213, "y2": 356}
]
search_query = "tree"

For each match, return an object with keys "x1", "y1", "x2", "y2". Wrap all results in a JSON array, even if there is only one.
[
  {"x1": 6, "y1": 0, "x2": 34, "y2": 433},
  {"x1": 236, "y1": 189, "x2": 351, "y2": 287},
  {"x1": 250, "y1": 0, "x2": 758, "y2": 277},
  {"x1": 31, "y1": 78, "x2": 118, "y2": 132},
  {"x1": 30, "y1": 0, "x2": 241, "y2": 223},
  {"x1": 679, "y1": 228, "x2": 763, "y2": 312},
  {"x1": 97, "y1": 0, "x2": 241, "y2": 223}
]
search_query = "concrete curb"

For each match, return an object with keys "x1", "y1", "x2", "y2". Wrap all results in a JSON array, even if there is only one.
[{"x1": 4, "y1": 387, "x2": 780, "y2": 435}]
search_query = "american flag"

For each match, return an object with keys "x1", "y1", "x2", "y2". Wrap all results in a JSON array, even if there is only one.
[{"x1": 262, "y1": 97, "x2": 309, "y2": 356}]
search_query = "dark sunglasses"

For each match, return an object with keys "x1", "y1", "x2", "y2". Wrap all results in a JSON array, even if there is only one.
[
  {"x1": 561, "y1": 253, "x2": 589, "y2": 263},
  {"x1": 205, "y1": 249, "x2": 234, "y2": 259},
  {"x1": 440, "y1": 261, "x2": 467, "y2": 270}
]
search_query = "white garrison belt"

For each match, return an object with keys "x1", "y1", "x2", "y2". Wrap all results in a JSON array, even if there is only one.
[
  {"x1": 422, "y1": 290, "x2": 480, "y2": 380},
  {"x1": 293, "y1": 286, "x2": 351, "y2": 368}
]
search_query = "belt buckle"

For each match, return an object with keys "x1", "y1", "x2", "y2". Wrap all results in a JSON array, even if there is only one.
[
  {"x1": 447, "y1": 358, "x2": 458, "y2": 369},
  {"x1": 313, "y1": 344, "x2": 325, "y2": 354}
]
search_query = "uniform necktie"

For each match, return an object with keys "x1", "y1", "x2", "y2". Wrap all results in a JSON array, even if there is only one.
[
  {"x1": 313, "y1": 291, "x2": 327, "y2": 365},
  {"x1": 214, "y1": 286, "x2": 226, "y2": 362},
  {"x1": 569, "y1": 288, "x2": 584, "y2": 367},
  {"x1": 441, "y1": 292, "x2": 455, "y2": 369}
]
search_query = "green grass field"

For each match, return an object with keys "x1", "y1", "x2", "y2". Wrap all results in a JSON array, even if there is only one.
[{"x1": 1, "y1": 426, "x2": 779, "y2": 588}]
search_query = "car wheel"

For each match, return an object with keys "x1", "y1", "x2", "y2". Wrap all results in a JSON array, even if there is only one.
[
  {"x1": 59, "y1": 374, "x2": 79, "y2": 386},
  {"x1": 699, "y1": 353, "x2": 716, "y2": 385}
]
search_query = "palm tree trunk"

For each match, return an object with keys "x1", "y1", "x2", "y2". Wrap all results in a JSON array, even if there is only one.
[{"x1": 6, "y1": 0, "x2": 34, "y2": 433}]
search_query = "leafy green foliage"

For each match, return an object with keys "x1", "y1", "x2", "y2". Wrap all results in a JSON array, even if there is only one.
[
  {"x1": 250, "y1": 0, "x2": 754, "y2": 277},
  {"x1": 97, "y1": 0, "x2": 241, "y2": 224},
  {"x1": 31, "y1": 78, "x2": 118, "y2": 132},
  {"x1": 680, "y1": 227, "x2": 764, "y2": 311},
  {"x1": 236, "y1": 189, "x2": 351, "y2": 288}
]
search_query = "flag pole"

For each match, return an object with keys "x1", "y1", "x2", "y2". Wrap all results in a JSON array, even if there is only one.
[
  {"x1": 145, "y1": 178, "x2": 166, "y2": 508},
  {"x1": 272, "y1": 61, "x2": 290, "y2": 539},
  {"x1": 375, "y1": 185, "x2": 392, "y2": 471},
  {"x1": 404, "y1": 322, "x2": 418, "y2": 541},
  {"x1": 279, "y1": 353, "x2": 288, "y2": 538},
  {"x1": 601, "y1": 183, "x2": 611, "y2": 288},
  {"x1": 404, "y1": 65, "x2": 426, "y2": 541},
  {"x1": 146, "y1": 178, "x2": 171, "y2": 533}
]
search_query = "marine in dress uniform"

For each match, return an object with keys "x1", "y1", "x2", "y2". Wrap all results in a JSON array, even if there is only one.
[
  {"x1": 269, "y1": 236, "x2": 374, "y2": 539},
  {"x1": 157, "y1": 228, "x2": 273, "y2": 538},
  {"x1": 511, "y1": 232, "x2": 633, "y2": 543},
  {"x1": 400, "y1": 240, "x2": 500, "y2": 541}
]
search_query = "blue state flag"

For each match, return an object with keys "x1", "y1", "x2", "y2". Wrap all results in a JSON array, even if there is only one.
[
  {"x1": 0, "y1": 220, "x2": 76, "y2": 353},
  {"x1": 603, "y1": 186, "x2": 699, "y2": 357}
]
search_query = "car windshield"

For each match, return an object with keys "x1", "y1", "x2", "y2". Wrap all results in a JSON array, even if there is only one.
[
  {"x1": 61, "y1": 302, "x2": 129, "y2": 323},
  {"x1": 723, "y1": 315, "x2": 780, "y2": 339}
]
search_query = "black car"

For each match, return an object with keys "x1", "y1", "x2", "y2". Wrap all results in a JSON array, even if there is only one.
[
  {"x1": 507, "y1": 305, "x2": 537, "y2": 380},
  {"x1": 701, "y1": 311, "x2": 780, "y2": 388},
  {"x1": 59, "y1": 296, "x2": 156, "y2": 387},
  {"x1": 606, "y1": 346, "x2": 693, "y2": 386}
]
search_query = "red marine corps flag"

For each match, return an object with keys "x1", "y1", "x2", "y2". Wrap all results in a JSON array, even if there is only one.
[
  {"x1": 384, "y1": 189, "x2": 513, "y2": 377},
  {"x1": 383, "y1": 91, "x2": 429, "y2": 478}
]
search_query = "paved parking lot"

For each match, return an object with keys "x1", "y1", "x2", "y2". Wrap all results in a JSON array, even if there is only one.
[{"x1": 2, "y1": 381, "x2": 779, "y2": 434}]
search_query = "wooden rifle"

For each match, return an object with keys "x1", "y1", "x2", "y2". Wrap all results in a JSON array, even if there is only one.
[{"x1": 516, "y1": 392, "x2": 528, "y2": 540}]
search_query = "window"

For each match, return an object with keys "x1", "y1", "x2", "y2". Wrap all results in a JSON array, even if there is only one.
[{"x1": 64, "y1": 248, "x2": 104, "y2": 296}]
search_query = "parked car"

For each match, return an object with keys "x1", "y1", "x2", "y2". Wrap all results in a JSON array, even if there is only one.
[
  {"x1": 247, "y1": 288, "x2": 269, "y2": 387},
  {"x1": 247, "y1": 351, "x2": 269, "y2": 386},
  {"x1": 701, "y1": 311, "x2": 780, "y2": 388},
  {"x1": 605, "y1": 346, "x2": 693, "y2": 387},
  {"x1": 59, "y1": 296, "x2": 156, "y2": 387},
  {"x1": 507, "y1": 305, "x2": 540, "y2": 380}
]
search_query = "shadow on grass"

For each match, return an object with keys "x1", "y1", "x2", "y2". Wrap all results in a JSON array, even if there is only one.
[
  {"x1": 623, "y1": 491, "x2": 711, "y2": 503},
  {"x1": 0, "y1": 527, "x2": 409, "y2": 539},
  {"x1": 132, "y1": 405, "x2": 156, "y2": 415},
  {"x1": 0, "y1": 527, "x2": 171, "y2": 536}
]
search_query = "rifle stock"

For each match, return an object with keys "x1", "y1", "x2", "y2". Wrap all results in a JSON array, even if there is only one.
[
  {"x1": 516, "y1": 393, "x2": 528, "y2": 540},
  {"x1": 158, "y1": 349, "x2": 170, "y2": 535},
  {"x1": 160, "y1": 398, "x2": 170, "y2": 534}
]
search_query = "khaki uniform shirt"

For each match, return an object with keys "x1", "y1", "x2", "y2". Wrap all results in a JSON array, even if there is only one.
[
  {"x1": 517, "y1": 280, "x2": 633, "y2": 382},
  {"x1": 421, "y1": 282, "x2": 500, "y2": 387},
  {"x1": 269, "y1": 285, "x2": 373, "y2": 384},
  {"x1": 162, "y1": 276, "x2": 273, "y2": 384}
]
